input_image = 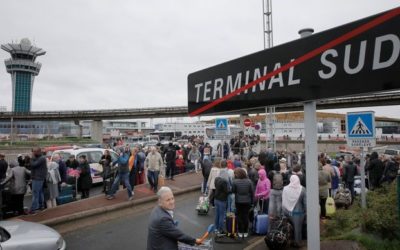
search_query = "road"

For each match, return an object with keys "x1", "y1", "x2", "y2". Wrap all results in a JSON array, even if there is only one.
[{"x1": 63, "y1": 191, "x2": 263, "y2": 250}]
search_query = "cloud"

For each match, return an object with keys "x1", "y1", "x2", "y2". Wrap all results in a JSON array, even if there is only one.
[{"x1": 0, "y1": 0, "x2": 399, "y2": 118}]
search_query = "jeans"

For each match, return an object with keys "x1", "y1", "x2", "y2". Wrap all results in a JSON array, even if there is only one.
[
  {"x1": 214, "y1": 199, "x2": 227, "y2": 232},
  {"x1": 109, "y1": 172, "x2": 132, "y2": 198},
  {"x1": 31, "y1": 179, "x2": 44, "y2": 211},
  {"x1": 269, "y1": 189, "x2": 283, "y2": 218},
  {"x1": 202, "y1": 178, "x2": 208, "y2": 194},
  {"x1": 147, "y1": 170, "x2": 160, "y2": 191},
  {"x1": 194, "y1": 160, "x2": 200, "y2": 172},
  {"x1": 227, "y1": 194, "x2": 235, "y2": 213}
]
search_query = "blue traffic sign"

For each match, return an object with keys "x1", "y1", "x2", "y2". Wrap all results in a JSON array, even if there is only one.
[
  {"x1": 346, "y1": 112, "x2": 375, "y2": 139},
  {"x1": 215, "y1": 118, "x2": 228, "y2": 131}
]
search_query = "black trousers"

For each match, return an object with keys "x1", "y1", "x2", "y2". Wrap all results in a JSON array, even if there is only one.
[
  {"x1": 81, "y1": 189, "x2": 90, "y2": 199},
  {"x1": 319, "y1": 197, "x2": 327, "y2": 218},
  {"x1": 129, "y1": 168, "x2": 137, "y2": 189},
  {"x1": 166, "y1": 161, "x2": 176, "y2": 179},
  {"x1": 236, "y1": 203, "x2": 251, "y2": 234},
  {"x1": 11, "y1": 194, "x2": 25, "y2": 214}
]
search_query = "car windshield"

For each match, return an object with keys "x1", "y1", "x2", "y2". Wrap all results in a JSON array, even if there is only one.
[
  {"x1": 77, "y1": 151, "x2": 103, "y2": 164},
  {"x1": 384, "y1": 149, "x2": 398, "y2": 156},
  {"x1": 57, "y1": 152, "x2": 72, "y2": 161}
]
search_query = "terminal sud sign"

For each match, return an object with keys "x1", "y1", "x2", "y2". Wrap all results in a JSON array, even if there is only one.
[{"x1": 188, "y1": 7, "x2": 400, "y2": 116}]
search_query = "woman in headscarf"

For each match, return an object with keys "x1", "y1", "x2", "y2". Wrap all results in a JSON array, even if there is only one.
[{"x1": 282, "y1": 175, "x2": 306, "y2": 248}]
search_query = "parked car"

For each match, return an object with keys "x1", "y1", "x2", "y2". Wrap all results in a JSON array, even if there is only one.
[
  {"x1": 383, "y1": 148, "x2": 400, "y2": 158},
  {"x1": 43, "y1": 145, "x2": 77, "y2": 159},
  {"x1": 52, "y1": 148, "x2": 119, "y2": 184},
  {"x1": 0, "y1": 220, "x2": 66, "y2": 250}
]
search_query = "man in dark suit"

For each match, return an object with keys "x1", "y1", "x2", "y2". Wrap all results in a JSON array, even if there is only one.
[{"x1": 147, "y1": 187, "x2": 200, "y2": 250}]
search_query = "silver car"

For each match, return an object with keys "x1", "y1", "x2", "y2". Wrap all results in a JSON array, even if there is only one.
[{"x1": 0, "y1": 221, "x2": 66, "y2": 250}]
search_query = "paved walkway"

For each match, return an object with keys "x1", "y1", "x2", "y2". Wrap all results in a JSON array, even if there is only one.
[{"x1": 17, "y1": 172, "x2": 204, "y2": 225}]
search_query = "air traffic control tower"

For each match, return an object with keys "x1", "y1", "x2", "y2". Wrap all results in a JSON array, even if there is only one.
[{"x1": 1, "y1": 39, "x2": 46, "y2": 112}]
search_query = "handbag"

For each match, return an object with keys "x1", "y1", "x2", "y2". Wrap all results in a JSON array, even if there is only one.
[
  {"x1": 158, "y1": 175, "x2": 165, "y2": 187},
  {"x1": 325, "y1": 195, "x2": 336, "y2": 217}
]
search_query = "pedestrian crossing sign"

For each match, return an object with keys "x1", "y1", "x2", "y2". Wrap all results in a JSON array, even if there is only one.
[
  {"x1": 346, "y1": 111, "x2": 375, "y2": 147},
  {"x1": 215, "y1": 118, "x2": 228, "y2": 131},
  {"x1": 215, "y1": 118, "x2": 229, "y2": 136}
]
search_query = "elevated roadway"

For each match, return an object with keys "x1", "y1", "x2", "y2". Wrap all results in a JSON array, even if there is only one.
[{"x1": 0, "y1": 91, "x2": 399, "y2": 121}]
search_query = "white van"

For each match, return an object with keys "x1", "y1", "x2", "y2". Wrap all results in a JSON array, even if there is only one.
[{"x1": 52, "y1": 148, "x2": 119, "y2": 184}]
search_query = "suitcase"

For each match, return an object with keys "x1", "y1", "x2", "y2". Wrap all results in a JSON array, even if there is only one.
[
  {"x1": 56, "y1": 195, "x2": 74, "y2": 205},
  {"x1": 185, "y1": 162, "x2": 195, "y2": 172},
  {"x1": 253, "y1": 206, "x2": 269, "y2": 235},
  {"x1": 57, "y1": 184, "x2": 75, "y2": 205},
  {"x1": 59, "y1": 184, "x2": 74, "y2": 197},
  {"x1": 226, "y1": 212, "x2": 238, "y2": 238},
  {"x1": 196, "y1": 196, "x2": 209, "y2": 215}
]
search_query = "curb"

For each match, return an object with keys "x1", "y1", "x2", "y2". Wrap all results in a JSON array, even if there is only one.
[{"x1": 40, "y1": 185, "x2": 200, "y2": 227}]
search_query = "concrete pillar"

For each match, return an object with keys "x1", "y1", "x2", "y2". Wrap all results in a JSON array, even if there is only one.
[
  {"x1": 91, "y1": 120, "x2": 103, "y2": 143},
  {"x1": 74, "y1": 120, "x2": 82, "y2": 138}
]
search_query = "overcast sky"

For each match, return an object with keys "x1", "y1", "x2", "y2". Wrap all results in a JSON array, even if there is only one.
[{"x1": 0, "y1": 0, "x2": 399, "y2": 119}]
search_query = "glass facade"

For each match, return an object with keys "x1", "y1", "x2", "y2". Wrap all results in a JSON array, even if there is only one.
[{"x1": 14, "y1": 72, "x2": 32, "y2": 112}]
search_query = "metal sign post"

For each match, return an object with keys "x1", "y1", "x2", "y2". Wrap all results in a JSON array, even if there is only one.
[
  {"x1": 360, "y1": 147, "x2": 367, "y2": 209},
  {"x1": 304, "y1": 101, "x2": 320, "y2": 250}
]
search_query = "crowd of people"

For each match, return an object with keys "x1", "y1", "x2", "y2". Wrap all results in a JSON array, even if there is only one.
[{"x1": 0, "y1": 135, "x2": 399, "y2": 249}]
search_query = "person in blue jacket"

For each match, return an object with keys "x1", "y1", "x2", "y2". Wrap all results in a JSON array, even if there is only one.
[{"x1": 106, "y1": 147, "x2": 133, "y2": 201}]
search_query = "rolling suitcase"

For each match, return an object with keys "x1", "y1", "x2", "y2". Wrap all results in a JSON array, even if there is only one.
[
  {"x1": 56, "y1": 184, "x2": 75, "y2": 205},
  {"x1": 253, "y1": 202, "x2": 268, "y2": 235},
  {"x1": 196, "y1": 196, "x2": 209, "y2": 215},
  {"x1": 226, "y1": 212, "x2": 238, "y2": 238},
  {"x1": 56, "y1": 195, "x2": 74, "y2": 205}
]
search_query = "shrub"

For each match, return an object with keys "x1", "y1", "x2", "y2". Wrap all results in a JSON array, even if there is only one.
[{"x1": 361, "y1": 180, "x2": 399, "y2": 239}]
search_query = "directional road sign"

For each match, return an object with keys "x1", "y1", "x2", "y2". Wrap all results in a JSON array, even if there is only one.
[
  {"x1": 188, "y1": 7, "x2": 400, "y2": 116},
  {"x1": 346, "y1": 111, "x2": 376, "y2": 147}
]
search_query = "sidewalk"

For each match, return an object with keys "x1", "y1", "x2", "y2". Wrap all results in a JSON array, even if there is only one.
[{"x1": 16, "y1": 172, "x2": 204, "y2": 226}]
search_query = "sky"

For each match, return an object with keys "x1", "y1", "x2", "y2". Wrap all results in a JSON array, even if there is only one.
[{"x1": 0, "y1": 0, "x2": 399, "y2": 120}]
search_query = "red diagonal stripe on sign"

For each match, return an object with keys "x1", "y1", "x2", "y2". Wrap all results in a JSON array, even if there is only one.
[{"x1": 189, "y1": 7, "x2": 400, "y2": 117}]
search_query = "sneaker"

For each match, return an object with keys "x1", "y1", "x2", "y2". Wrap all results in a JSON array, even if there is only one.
[
  {"x1": 238, "y1": 233, "x2": 243, "y2": 238},
  {"x1": 106, "y1": 195, "x2": 115, "y2": 200},
  {"x1": 128, "y1": 196, "x2": 134, "y2": 201},
  {"x1": 243, "y1": 233, "x2": 249, "y2": 238}
]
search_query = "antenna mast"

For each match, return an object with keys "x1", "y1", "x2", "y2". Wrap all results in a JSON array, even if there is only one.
[{"x1": 262, "y1": 0, "x2": 276, "y2": 151}]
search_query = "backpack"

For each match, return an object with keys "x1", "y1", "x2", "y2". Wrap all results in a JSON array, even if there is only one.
[
  {"x1": 272, "y1": 171, "x2": 283, "y2": 190},
  {"x1": 165, "y1": 148, "x2": 175, "y2": 162},
  {"x1": 387, "y1": 161, "x2": 398, "y2": 178},
  {"x1": 264, "y1": 216, "x2": 293, "y2": 250},
  {"x1": 334, "y1": 185, "x2": 352, "y2": 208}
]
